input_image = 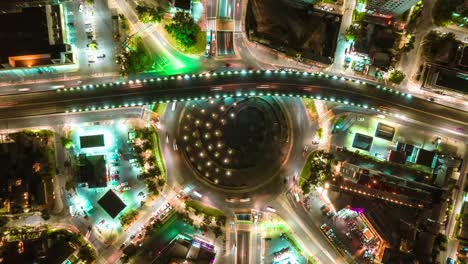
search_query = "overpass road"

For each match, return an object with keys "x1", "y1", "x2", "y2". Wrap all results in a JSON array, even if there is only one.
[{"x1": 0, "y1": 70, "x2": 466, "y2": 136}]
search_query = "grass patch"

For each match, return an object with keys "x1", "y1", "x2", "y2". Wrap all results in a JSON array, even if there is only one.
[
  {"x1": 299, "y1": 153, "x2": 314, "y2": 187},
  {"x1": 160, "y1": 20, "x2": 206, "y2": 55},
  {"x1": 151, "y1": 132, "x2": 166, "y2": 180},
  {"x1": 303, "y1": 98, "x2": 317, "y2": 113},
  {"x1": 152, "y1": 103, "x2": 167, "y2": 117},
  {"x1": 185, "y1": 200, "x2": 224, "y2": 218}
]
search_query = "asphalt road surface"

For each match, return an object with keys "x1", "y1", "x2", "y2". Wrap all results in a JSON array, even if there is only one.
[
  {"x1": 0, "y1": 71, "x2": 466, "y2": 136},
  {"x1": 236, "y1": 231, "x2": 250, "y2": 264}
]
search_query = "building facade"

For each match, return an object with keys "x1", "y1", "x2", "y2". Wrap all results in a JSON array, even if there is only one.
[{"x1": 367, "y1": 0, "x2": 419, "y2": 16}]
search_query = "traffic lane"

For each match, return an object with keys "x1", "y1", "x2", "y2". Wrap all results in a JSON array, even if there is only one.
[
  {"x1": 0, "y1": 83, "x2": 464, "y2": 135},
  {"x1": 273, "y1": 195, "x2": 345, "y2": 263},
  {"x1": 207, "y1": 0, "x2": 218, "y2": 18},
  {"x1": 1, "y1": 73, "x2": 467, "y2": 127},
  {"x1": 237, "y1": 231, "x2": 250, "y2": 264}
]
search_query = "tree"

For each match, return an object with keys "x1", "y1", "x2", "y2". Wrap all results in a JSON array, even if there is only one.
[
  {"x1": 86, "y1": 0, "x2": 94, "y2": 5},
  {"x1": 123, "y1": 37, "x2": 154, "y2": 75},
  {"x1": 212, "y1": 226, "x2": 223, "y2": 238},
  {"x1": 422, "y1": 31, "x2": 458, "y2": 61},
  {"x1": 157, "y1": 178, "x2": 165, "y2": 187},
  {"x1": 146, "y1": 179, "x2": 159, "y2": 195},
  {"x1": 136, "y1": 6, "x2": 165, "y2": 24},
  {"x1": 164, "y1": 11, "x2": 200, "y2": 48},
  {"x1": 344, "y1": 25, "x2": 360, "y2": 42},
  {"x1": 432, "y1": 0, "x2": 453, "y2": 26},
  {"x1": 0, "y1": 216, "x2": 9, "y2": 227},
  {"x1": 301, "y1": 182, "x2": 311, "y2": 194},
  {"x1": 41, "y1": 210, "x2": 51, "y2": 221},
  {"x1": 79, "y1": 245, "x2": 96, "y2": 263},
  {"x1": 60, "y1": 136, "x2": 73, "y2": 149},
  {"x1": 388, "y1": 70, "x2": 405, "y2": 84}
]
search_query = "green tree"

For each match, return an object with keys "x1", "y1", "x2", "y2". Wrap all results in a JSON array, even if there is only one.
[
  {"x1": 79, "y1": 245, "x2": 96, "y2": 263},
  {"x1": 344, "y1": 25, "x2": 360, "y2": 42},
  {"x1": 136, "y1": 6, "x2": 165, "y2": 24},
  {"x1": 123, "y1": 37, "x2": 153, "y2": 75},
  {"x1": 61, "y1": 136, "x2": 73, "y2": 149},
  {"x1": 432, "y1": 0, "x2": 453, "y2": 26},
  {"x1": 164, "y1": 11, "x2": 200, "y2": 48},
  {"x1": 388, "y1": 70, "x2": 405, "y2": 84},
  {"x1": 0, "y1": 216, "x2": 9, "y2": 227}
]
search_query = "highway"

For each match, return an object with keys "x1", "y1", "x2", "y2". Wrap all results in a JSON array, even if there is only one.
[{"x1": 0, "y1": 71, "x2": 466, "y2": 134}]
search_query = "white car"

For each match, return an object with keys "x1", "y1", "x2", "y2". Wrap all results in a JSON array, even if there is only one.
[{"x1": 79, "y1": 4, "x2": 84, "y2": 12}]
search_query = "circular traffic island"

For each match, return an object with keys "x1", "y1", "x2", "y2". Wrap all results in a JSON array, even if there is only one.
[{"x1": 177, "y1": 97, "x2": 291, "y2": 192}]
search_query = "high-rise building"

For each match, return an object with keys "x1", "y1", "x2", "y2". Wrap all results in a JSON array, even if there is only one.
[{"x1": 367, "y1": 0, "x2": 419, "y2": 16}]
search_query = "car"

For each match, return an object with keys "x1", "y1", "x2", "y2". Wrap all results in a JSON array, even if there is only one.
[
  {"x1": 344, "y1": 57, "x2": 351, "y2": 63},
  {"x1": 138, "y1": 191, "x2": 145, "y2": 197},
  {"x1": 357, "y1": 117, "x2": 365, "y2": 121},
  {"x1": 97, "y1": 54, "x2": 106, "y2": 58},
  {"x1": 464, "y1": 36, "x2": 468, "y2": 43},
  {"x1": 121, "y1": 186, "x2": 131, "y2": 192},
  {"x1": 119, "y1": 182, "x2": 129, "y2": 187},
  {"x1": 447, "y1": 258, "x2": 454, "y2": 264},
  {"x1": 79, "y1": 4, "x2": 84, "y2": 12},
  {"x1": 266, "y1": 206, "x2": 276, "y2": 213}
]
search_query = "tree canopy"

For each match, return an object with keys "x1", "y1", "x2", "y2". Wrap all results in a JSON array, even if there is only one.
[
  {"x1": 164, "y1": 11, "x2": 200, "y2": 48},
  {"x1": 123, "y1": 37, "x2": 153, "y2": 74},
  {"x1": 388, "y1": 70, "x2": 405, "y2": 84},
  {"x1": 136, "y1": 6, "x2": 165, "y2": 24},
  {"x1": 422, "y1": 31, "x2": 458, "y2": 60}
]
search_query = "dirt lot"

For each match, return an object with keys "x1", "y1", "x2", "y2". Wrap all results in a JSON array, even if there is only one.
[{"x1": 246, "y1": 0, "x2": 341, "y2": 60}]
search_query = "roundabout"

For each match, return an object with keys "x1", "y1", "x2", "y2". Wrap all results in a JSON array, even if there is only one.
[{"x1": 176, "y1": 96, "x2": 291, "y2": 192}]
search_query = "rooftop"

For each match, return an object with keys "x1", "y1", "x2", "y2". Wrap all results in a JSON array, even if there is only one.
[
  {"x1": 172, "y1": 0, "x2": 191, "y2": 10},
  {"x1": 77, "y1": 154, "x2": 107, "y2": 188},
  {"x1": 0, "y1": 6, "x2": 66, "y2": 67},
  {"x1": 97, "y1": 189, "x2": 126, "y2": 218},
  {"x1": 79, "y1": 134, "x2": 105, "y2": 149},
  {"x1": 352, "y1": 133, "x2": 373, "y2": 151}
]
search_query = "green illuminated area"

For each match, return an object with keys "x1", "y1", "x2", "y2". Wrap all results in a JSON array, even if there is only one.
[
  {"x1": 121, "y1": 35, "x2": 201, "y2": 76},
  {"x1": 262, "y1": 222, "x2": 307, "y2": 264},
  {"x1": 67, "y1": 121, "x2": 149, "y2": 237},
  {"x1": 339, "y1": 116, "x2": 394, "y2": 157}
]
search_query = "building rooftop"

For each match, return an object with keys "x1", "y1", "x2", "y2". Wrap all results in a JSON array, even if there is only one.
[
  {"x1": 375, "y1": 122, "x2": 395, "y2": 141},
  {"x1": 97, "y1": 189, "x2": 126, "y2": 218},
  {"x1": 159, "y1": 235, "x2": 216, "y2": 264},
  {"x1": 459, "y1": 46, "x2": 468, "y2": 68},
  {"x1": 172, "y1": 0, "x2": 191, "y2": 10},
  {"x1": 352, "y1": 133, "x2": 373, "y2": 151},
  {"x1": 0, "y1": 6, "x2": 66, "y2": 67},
  {"x1": 77, "y1": 154, "x2": 107, "y2": 188},
  {"x1": 416, "y1": 149, "x2": 437, "y2": 168},
  {"x1": 79, "y1": 134, "x2": 105, "y2": 149}
]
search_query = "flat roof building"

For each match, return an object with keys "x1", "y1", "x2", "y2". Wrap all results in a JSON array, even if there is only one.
[
  {"x1": 97, "y1": 189, "x2": 126, "y2": 218},
  {"x1": 367, "y1": 0, "x2": 419, "y2": 16},
  {"x1": 352, "y1": 133, "x2": 374, "y2": 151},
  {"x1": 0, "y1": 5, "x2": 71, "y2": 69},
  {"x1": 375, "y1": 122, "x2": 395, "y2": 141},
  {"x1": 79, "y1": 134, "x2": 105, "y2": 149},
  {"x1": 77, "y1": 154, "x2": 107, "y2": 188}
]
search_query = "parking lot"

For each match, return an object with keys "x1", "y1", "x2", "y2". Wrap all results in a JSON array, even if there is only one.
[{"x1": 63, "y1": 1, "x2": 116, "y2": 75}]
